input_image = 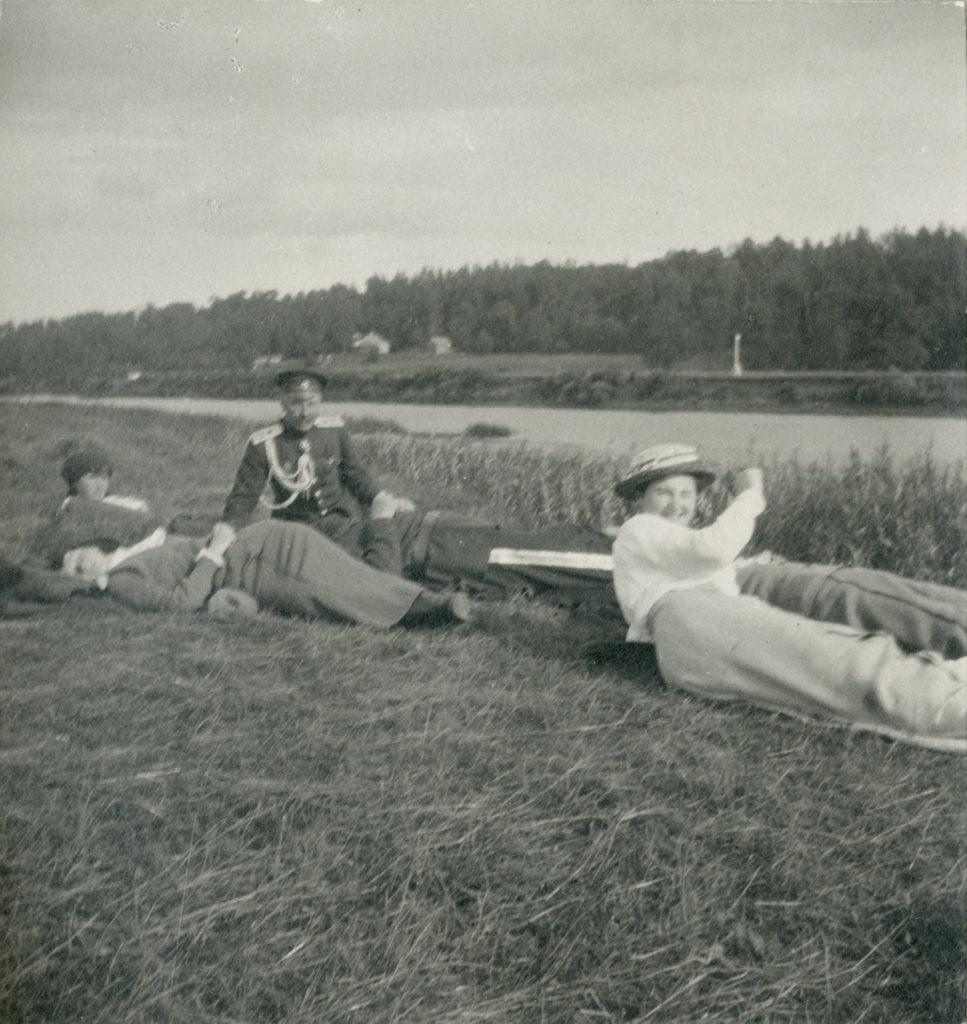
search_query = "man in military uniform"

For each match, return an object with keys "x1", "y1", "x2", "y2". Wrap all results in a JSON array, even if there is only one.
[
  {"x1": 215, "y1": 366, "x2": 619, "y2": 613},
  {"x1": 218, "y1": 368, "x2": 409, "y2": 562}
]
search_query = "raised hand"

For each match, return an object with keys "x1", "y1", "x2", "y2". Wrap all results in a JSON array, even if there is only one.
[{"x1": 734, "y1": 467, "x2": 764, "y2": 494}]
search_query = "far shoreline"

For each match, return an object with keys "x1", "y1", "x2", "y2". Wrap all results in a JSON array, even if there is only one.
[
  {"x1": 7, "y1": 393, "x2": 964, "y2": 467},
  {"x1": 3, "y1": 387, "x2": 965, "y2": 421}
]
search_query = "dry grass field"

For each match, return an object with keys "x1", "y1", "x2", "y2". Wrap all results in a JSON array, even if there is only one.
[{"x1": 0, "y1": 402, "x2": 963, "y2": 1023}]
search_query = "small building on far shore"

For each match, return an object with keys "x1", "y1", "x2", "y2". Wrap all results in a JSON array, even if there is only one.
[
  {"x1": 429, "y1": 335, "x2": 453, "y2": 355},
  {"x1": 251, "y1": 354, "x2": 283, "y2": 372},
  {"x1": 352, "y1": 332, "x2": 392, "y2": 356}
]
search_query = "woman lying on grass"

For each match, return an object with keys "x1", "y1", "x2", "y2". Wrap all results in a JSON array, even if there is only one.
[
  {"x1": 611, "y1": 444, "x2": 967, "y2": 752},
  {"x1": 7, "y1": 445, "x2": 456, "y2": 629},
  {"x1": 54, "y1": 518, "x2": 473, "y2": 629},
  {"x1": 3, "y1": 448, "x2": 171, "y2": 608}
]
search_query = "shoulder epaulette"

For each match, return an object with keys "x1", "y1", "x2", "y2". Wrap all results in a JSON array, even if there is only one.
[
  {"x1": 248, "y1": 423, "x2": 284, "y2": 445},
  {"x1": 313, "y1": 416, "x2": 345, "y2": 428}
]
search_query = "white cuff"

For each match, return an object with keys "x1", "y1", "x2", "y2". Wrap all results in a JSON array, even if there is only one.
[{"x1": 195, "y1": 548, "x2": 225, "y2": 568}]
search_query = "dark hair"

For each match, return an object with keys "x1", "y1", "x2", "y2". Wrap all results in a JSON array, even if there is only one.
[{"x1": 61, "y1": 450, "x2": 113, "y2": 493}]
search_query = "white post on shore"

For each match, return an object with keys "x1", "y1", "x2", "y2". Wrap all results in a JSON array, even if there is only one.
[{"x1": 732, "y1": 332, "x2": 744, "y2": 377}]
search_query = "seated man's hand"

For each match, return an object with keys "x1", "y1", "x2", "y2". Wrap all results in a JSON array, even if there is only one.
[
  {"x1": 371, "y1": 491, "x2": 415, "y2": 519},
  {"x1": 208, "y1": 521, "x2": 237, "y2": 557}
]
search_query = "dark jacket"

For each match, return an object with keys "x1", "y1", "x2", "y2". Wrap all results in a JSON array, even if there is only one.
[{"x1": 221, "y1": 417, "x2": 379, "y2": 543}]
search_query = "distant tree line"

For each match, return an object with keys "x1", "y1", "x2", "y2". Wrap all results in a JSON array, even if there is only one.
[{"x1": 1, "y1": 226, "x2": 963, "y2": 387}]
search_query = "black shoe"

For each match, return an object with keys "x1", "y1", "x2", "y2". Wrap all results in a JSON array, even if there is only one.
[
  {"x1": 400, "y1": 591, "x2": 474, "y2": 628},
  {"x1": 0, "y1": 599, "x2": 49, "y2": 619},
  {"x1": 0, "y1": 556, "x2": 25, "y2": 593}
]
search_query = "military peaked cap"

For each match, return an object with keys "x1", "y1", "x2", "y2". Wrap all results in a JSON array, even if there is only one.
[{"x1": 274, "y1": 368, "x2": 329, "y2": 392}]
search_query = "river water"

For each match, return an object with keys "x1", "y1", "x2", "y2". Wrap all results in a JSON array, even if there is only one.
[{"x1": 12, "y1": 394, "x2": 966, "y2": 466}]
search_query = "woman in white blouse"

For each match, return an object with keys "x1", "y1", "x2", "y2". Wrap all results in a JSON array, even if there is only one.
[{"x1": 611, "y1": 443, "x2": 966, "y2": 752}]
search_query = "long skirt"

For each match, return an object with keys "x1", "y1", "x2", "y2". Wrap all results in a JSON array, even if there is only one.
[
  {"x1": 737, "y1": 561, "x2": 967, "y2": 658},
  {"x1": 650, "y1": 587, "x2": 967, "y2": 752},
  {"x1": 224, "y1": 520, "x2": 423, "y2": 627}
]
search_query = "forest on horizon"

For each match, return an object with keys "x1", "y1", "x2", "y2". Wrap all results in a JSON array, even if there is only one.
[{"x1": 1, "y1": 226, "x2": 964, "y2": 388}]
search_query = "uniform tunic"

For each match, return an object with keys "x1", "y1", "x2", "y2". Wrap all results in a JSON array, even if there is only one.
[{"x1": 221, "y1": 418, "x2": 380, "y2": 550}]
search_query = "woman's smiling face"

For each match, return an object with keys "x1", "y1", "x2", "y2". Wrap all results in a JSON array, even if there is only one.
[{"x1": 631, "y1": 474, "x2": 698, "y2": 524}]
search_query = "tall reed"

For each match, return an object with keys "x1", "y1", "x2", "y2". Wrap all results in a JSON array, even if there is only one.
[{"x1": 355, "y1": 433, "x2": 965, "y2": 586}]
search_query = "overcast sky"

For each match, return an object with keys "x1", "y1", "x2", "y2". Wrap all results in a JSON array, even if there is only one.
[{"x1": 0, "y1": 0, "x2": 964, "y2": 324}]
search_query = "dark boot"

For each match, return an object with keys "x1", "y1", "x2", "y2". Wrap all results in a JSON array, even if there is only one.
[
  {"x1": 0, "y1": 558, "x2": 43, "y2": 617},
  {"x1": 400, "y1": 591, "x2": 474, "y2": 628},
  {"x1": 0, "y1": 556, "x2": 25, "y2": 593}
]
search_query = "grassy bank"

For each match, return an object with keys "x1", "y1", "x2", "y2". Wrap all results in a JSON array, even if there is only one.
[
  {"x1": 1, "y1": 403, "x2": 964, "y2": 1023},
  {"x1": 4, "y1": 358, "x2": 965, "y2": 417}
]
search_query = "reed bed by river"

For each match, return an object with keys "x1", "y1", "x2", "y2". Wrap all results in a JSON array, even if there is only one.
[{"x1": 355, "y1": 431, "x2": 965, "y2": 587}]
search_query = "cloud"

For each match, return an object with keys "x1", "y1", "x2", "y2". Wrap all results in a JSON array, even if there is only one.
[{"x1": 0, "y1": 0, "x2": 963, "y2": 322}]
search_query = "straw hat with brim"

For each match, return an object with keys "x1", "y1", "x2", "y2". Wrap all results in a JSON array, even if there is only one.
[
  {"x1": 614, "y1": 443, "x2": 716, "y2": 499},
  {"x1": 274, "y1": 368, "x2": 328, "y2": 392}
]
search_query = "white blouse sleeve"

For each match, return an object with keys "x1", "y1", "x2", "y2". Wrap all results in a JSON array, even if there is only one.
[{"x1": 615, "y1": 487, "x2": 765, "y2": 579}]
